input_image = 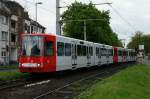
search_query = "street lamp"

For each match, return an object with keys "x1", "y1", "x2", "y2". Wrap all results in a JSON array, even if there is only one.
[{"x1": 35, "y1": 2, "x2": 42, "y2": 32}]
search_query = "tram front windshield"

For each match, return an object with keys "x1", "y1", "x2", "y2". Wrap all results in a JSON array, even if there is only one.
[{"x1": 22, "y1": 36, "x2": 43, "y2": 56}]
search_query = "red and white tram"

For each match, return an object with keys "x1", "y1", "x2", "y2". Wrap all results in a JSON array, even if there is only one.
[{"x1": 19, "y1": 34, "x2": 136, "y2": 73}]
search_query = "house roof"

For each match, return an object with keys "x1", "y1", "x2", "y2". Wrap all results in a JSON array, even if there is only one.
[
  {"x1": 0, "y1": 0, "x2": 11, "y2": 16},
  {"x1": 30, "y1": 19, "x2": 46, "y2": 29},
  {"x1": 2, "y1": 0, "x2": 30, "y2": 20}
]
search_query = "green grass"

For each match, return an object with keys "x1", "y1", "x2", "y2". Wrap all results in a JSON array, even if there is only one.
[
  {"x1": 0, "y1": 71, "x2": 29, "y2": 81},
  {"x1": 0, "y1": 65, "x2": 18, "y2": 69},
  {"x1": 76, "y1": 64, "x2": 150, "y2": 99}
]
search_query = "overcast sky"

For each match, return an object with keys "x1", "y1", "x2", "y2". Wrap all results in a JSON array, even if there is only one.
[{"x1": 13, "y1": 0, "x2": 150, "y2": 44}]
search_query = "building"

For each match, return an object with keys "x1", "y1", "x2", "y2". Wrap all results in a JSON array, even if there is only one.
[
  {"x1": 24, "y1": 19, "x2": 45, "y2": 34},
  {"x1": 0, "y1": 0, "x2": 11, "y2": 65},
  {"x1": 3, "y1": 0, "x2": 30, "y2": 63},
  {"x1": 0, "y1": 0, "x2": 46, "y2": 65}
]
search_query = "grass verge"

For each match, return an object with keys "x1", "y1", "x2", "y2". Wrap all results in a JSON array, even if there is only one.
[
  {"x1": 0, "y1": 65, "x2": 18, "y2": 69},
  {"x1": 0, "y1": 71, "x2": 29, "y2": 81},
  {"x1": 76, "y1": 64, "x2": 150, "y2": 99}
]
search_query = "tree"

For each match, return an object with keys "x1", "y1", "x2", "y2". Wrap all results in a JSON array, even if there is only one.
[
  {"x1": 61, "y1": 2, "x2": 122, "y2": 47},
  {"x1": 127, "y1": 31, "x2": 143, "y2": 50},
  {"x1": 127, "y1": 31, "x2": 150, "y2": 54}
]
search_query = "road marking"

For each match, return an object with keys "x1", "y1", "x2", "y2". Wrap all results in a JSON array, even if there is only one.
[{"x1": 24, "y1": 80, "x2": 51, "y2": 88}]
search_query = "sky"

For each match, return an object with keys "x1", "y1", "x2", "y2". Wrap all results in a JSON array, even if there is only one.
[{"x1": 13, "y1": 0, "x2": 150, "y2": 45}]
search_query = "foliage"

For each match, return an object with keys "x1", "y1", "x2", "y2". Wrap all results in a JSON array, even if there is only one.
[
  {"x1": 76, "y1": 64, "x2": 150, "y2": 99},
  {"x1": 127, "y1": 31, "x2": 150, "y2": 54},
  {"x1": 62, "y1": 2, "x2": 122, "y2": 47}
]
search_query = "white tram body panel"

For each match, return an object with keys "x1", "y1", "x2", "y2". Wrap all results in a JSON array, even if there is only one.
[
  {"x1": 56, "y1": 36, "x2": 95, "y2": 71},
  {"x1": 56, "y1": 36, "x2": 73, "y2": 71},
  {"x1": 55, "y1": 35, "x2": 136, "y2": 72},
  {"x1": 106, "y1": 45, "x2": 113, "y2": 64}
]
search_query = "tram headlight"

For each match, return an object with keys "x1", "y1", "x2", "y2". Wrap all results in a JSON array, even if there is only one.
[
  {"x1": 21, "y1": 63, "x2": 41, "y2": 67},
  {"x1": 37, "y1": 64, "x2": 41, "y2": 67}
]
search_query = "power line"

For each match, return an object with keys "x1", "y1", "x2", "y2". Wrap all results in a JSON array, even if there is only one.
[
  {"x1": 21, "y1": 0, "x2": 56, "y2": 15},
  {"x1": 61, "y1": 18, "x2": 106, "y2": 22},
  {"x1": 58, "y1": 2, "x2": 112, "y2": 8},
  {"x1": 60, "y1": 0, "x2": 69, "y2": 6},
  {"x1": 108, "y1": 4, "x2": 137, "y2": 32}
]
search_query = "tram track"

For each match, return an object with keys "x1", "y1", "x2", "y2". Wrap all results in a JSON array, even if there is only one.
[
  {"x1": 0, "y1": 62, "x2": 136, "y2": 99},
  {"x1": 33, "y1": 63, "x2": 133, "y2": 99},
  {"x1": 0, "y1": 74, "x2": 54, "y2": 91},
  {"x1": 0, "y1": 77, "x2": 34, "y2": 90}
]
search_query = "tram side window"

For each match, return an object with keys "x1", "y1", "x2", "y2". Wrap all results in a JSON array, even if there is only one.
[
  {"x1": 83, "y1": 46, "x2": 86, "y2": 56},
  {"x1": 118, "y1": 50, "x2": 120, "y2": 56},
  {"x1": 45, "y1": 41, "x2": 54, "y2": 56},
  {"x1": 96, "y1": 47, "x2": 99, "y2": 56},
  {"x1": 77, "y1": 45, "x2": 82, "y2": 56},
  {"x1": 99, "y1": 48, "x2": 101, "y2": 56},
  {"x1": 101, "y1": 48, "x2": 105, "y2": 56},
  {"x1": 106, "y1": 49, "x2": 109, "y2": 56},
  {"x1": 129, "y1": 52, "x2": 130, "y2": 56},
  {"x1": 57, "y1": 42, "x2": 64, "y2": 56},
  {"x1": 100, "y1": 48, "x2": 102, "y2": 56},
  {"x1": 108, "y1": 49, "x2": 110, "y2": 56},
  {"x1": 127, "y1": 51, "x2": 129, "y2": 56},
  {"x1": 65, "y1": 43, "x2": 71, "y2": 56},
  {"x1": 110, "y1": 49, "x2": 113, "y2": 56},
  {"x1": 103, "y1": 49, "x2": 106, "y2": 56},
  {"x1": 89, "y1": 47, "x2": 93, "y2": 56},
  {"x1": 104, "y1": 49, "x2": 106, "y2": 56},
  {"x1": 118, "y1": 50, "x2": 122, "y2": 56},
  {"x1": 86, "y1": 46, "x2": 89, "y2": 55}
]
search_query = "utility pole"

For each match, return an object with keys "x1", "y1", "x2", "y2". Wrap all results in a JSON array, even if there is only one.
[
  {"x1": 84, "y1": 20, "x2": 86, "y2": 41},
  {"x1": 56, "y1": 0, "x2": 61, "y2": 35},
  {"x1": 35, "y1": 1, "x2": 42, "y2": 33},
  {"x1": 56, "y1": 1, "x2": 112, "y2": 36},
  {"x1": 61, "y1": 19, "x2": 106, "y2": 41}
]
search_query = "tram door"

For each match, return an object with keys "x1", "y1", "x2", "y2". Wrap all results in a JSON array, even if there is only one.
[
  {"x1": 71, "y1": 43, "x2": 77, "y2": 69},
  {"x1": 87, "y1": 46, "x2": 92, "y2": 65}
]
